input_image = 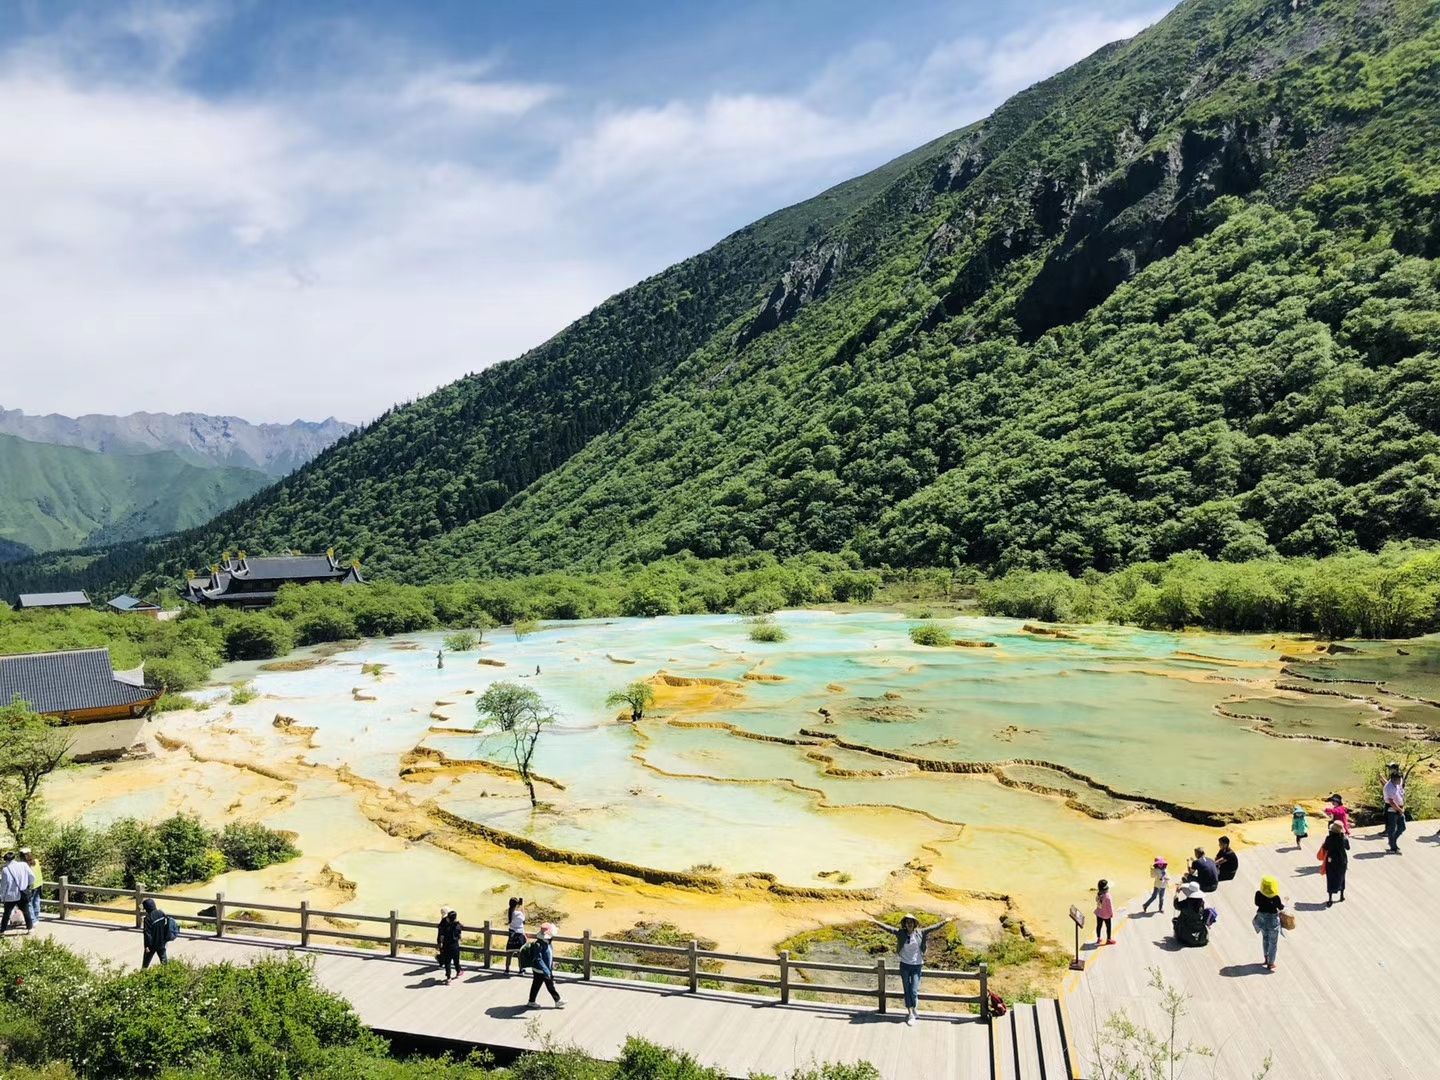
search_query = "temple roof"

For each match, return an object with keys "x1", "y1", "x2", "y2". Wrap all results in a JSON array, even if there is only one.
[
  {"x1": 107, "y1": 594, "x2": 159, "y2": 611},
  {"x1": 0, "y1": 648, "x2": 159, "y2": 714}
]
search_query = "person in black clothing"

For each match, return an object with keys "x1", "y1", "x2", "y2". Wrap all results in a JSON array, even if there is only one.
[
  {"x1": 1320, "y1": 820, "x2": 1350, "y2": 906},
  {"x1": 437, "y1": 908, "x2": 464, "y2": 983},
  {"x1": 1171, "y1": 882, "x2": 1209, "y2": 947},
  {"x1": 526, "y1": 923, "x2": 564, "y2": 1009},
  {"x1": 141, "y1": 898, "x2": 171, "y2": 968},
  {"x1": 1214, "y1": 837, "x2": 1239, "y2": 883},
  {"x1": 1184, "y1": 847, "x2": 1220, "y2": 893}
]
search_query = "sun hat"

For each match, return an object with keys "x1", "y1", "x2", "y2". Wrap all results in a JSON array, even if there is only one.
[
  {"x1": 1260, "y1": 876, "x2": 1281, "y2": 898},
  {"x1": 899, "y1": 912, "x2": 918, "y2": 924},
  {"x1": 1328, "y1": 793, "x2": 1343, "y2": 804},
  {"x1": 539, "y1": 921, "x2": 557, "y2": 938},
  {"x1": 1153, "y1": 856, "x2": 1167, "y2": 868},
  {"x1": 1179, "y1": 881, "x2": 1202, "y2": 899},
  {"x1": 1292, "y1": 805, "x2": 1304, "y2": 814}
]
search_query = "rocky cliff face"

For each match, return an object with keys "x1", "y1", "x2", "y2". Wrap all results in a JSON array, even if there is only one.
[{"x1": 0, "y1": 409, "x2": 354, "y2": 476}]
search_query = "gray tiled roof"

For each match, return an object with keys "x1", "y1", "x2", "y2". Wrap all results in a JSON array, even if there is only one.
[
  {"x1": 107, "y1": 595, "x2": 159, "y2": 611},
  {"x1": 231, "y1": 556, "x2": 345, "y2": 580},
  {"x1": 17, "y1": 591, "x2": 90, "y2": 608},
  {"x1": 0, "y1": 648, "x2": 158, "y2": 714}
]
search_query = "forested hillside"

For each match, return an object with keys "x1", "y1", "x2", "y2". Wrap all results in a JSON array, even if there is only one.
[
  {"x1": 8, "y1": 0, "x2": 1439, "y2": 598},
  {"x1": 0, "y1": 434, "x2": 269, "y2": 558}
]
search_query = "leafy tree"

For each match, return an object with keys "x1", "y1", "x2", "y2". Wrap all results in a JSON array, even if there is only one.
[
  {"x1": 0, "y1": 697, "x2": 72, "y2": 844},
  {"x1": 443, "y1": 631, "x2": 478, "y2": 652},
  {"x1": 474, "y1": 682, "x2": 555, "y2": 807},
  {"x1": 512, "y1": 618, "x2": 540, "y2": 641},
  {"x1": 605, "y1": 681, "x2": 656, "y2": 723}
]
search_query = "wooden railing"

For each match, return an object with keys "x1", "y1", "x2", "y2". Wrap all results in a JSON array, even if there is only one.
[{"x1": 37, "y1": 877, "x2": 989, "y2": 1021}]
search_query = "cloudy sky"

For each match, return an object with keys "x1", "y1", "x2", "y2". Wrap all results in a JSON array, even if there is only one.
[{"x1": 0, "y1": 0, "x2": 1171, "y2": 424}]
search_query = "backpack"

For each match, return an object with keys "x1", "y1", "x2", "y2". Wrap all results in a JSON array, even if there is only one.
[
  {"x1": 517, "y1": 940, "x2": 540, "y2": 968},
  {"x1": 166, "y1": 916, "x2": 180, "y2": 942}
]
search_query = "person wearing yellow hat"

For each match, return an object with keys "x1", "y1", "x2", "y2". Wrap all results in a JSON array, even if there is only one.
[{"x1": 1253, "y1": 876, "x2": 1285, "y2": 971}]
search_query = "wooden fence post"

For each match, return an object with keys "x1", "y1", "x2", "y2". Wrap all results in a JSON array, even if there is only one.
[
  {"x1": 299, "y1": 900, "x2": 310, "y2": 947},
  {"x1": 133, "y1": 885, "x2": 144, "y2": 929},
  {"x1": 214, "y1": 893, "x2": 226, "y2": 938},
  {"x1": 876, "y1": 959, "x2": 887, "y2": 1014},
  {"x1": 687, "y1": 939, "x2": 699, "y2": 993},
  {"x1": 388, "y1": 910, "x2": 400, "y2": 957},
  {"x1": 482, "y1": 919, "x2": 492, "y2": 969},
  {"x1": 979, "y1": 962, "x2": 990, "y2": 1022},
  {"x1": 57, "y1": 876, "x2": 69, "y2": 921},
  {"x1": 582, "y1": 930, "x2": 592, "y2": 980},
  {"x1": 779, "y1": 950, "x2": 790, "y2": 1005}
]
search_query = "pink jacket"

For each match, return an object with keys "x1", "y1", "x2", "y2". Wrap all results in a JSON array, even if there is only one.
[{"x1": 1095, "y1": 892, "x2": 1114, "y2": 920}]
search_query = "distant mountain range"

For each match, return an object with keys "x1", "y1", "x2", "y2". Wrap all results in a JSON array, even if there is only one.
[
  {"x1": 0, "y1": 410, "x2": 354, "y2": 563},
  {"x1": 0, "y1": 408, "x2": 354, "y2": 477}
]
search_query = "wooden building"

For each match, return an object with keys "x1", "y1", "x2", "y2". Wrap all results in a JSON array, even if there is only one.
[
  {"x1": 16, "y1": 591, "x2": 90, "y2": 610},
  {"x1": 181, "y1": 550, "x2": 363, "y2": 609},
  {"x1": 0, "y1": 647, "x2": 160, "y2": 760},
  {"x1": 107, "y1": 594, "x2": 162, "y2": 617}
]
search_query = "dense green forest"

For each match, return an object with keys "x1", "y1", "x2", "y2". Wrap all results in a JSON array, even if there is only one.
[
  {"x1": 0, "y1": 433, "x2": 268, "y2": 558},
  {"x1": 1, "y1": 0, "x2": 1437, "y2": 602}
]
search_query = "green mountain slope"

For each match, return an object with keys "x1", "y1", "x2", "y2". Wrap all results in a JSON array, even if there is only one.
[
  {"x1": 0, "y1": 434, "x2": 270, "y2": 557},
  {"x1": 9, "y1": 0, "x2": 1440, "y2": 595}
]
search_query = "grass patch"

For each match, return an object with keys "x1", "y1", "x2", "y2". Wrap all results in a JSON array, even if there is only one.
[
  {"x1": 908, "y1": 624, "x2": 954, "y2": 647},
  {"x1": 747, "y1": 615, "x2": 787, "y2": 642}
]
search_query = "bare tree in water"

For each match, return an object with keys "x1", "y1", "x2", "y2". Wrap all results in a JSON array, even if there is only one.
[{"x1": 474, "y1": 682, "x2": 555, "y2": 807}]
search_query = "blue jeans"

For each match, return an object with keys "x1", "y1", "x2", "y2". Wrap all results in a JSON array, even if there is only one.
[
  {"x1": 1386, "y1": 808, "x2": 1407, "y2": 850},
  {"x1": 899, "y1": 962, "x2": 922, "y2": 1010},
  {"x1": 1141, "y1": 886, "x2": 1165, "y2": 911},
  {"x1": 28, "y1": 887, "x2": 40, "y2": 924},
  {"x1": 1256, "y1": 912, "x2": 1280, "y2": 965}
]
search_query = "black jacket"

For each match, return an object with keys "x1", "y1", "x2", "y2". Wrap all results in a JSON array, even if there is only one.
[
  {"x1": 437, "y1": 916, "x2": 464, "y2": 952},
  {"x1": 1215, "y1": 849, "x2": 1239, "y2": 882},
  {"x1": 142, "y1": 908, "x2": 170, "y2": 949}
]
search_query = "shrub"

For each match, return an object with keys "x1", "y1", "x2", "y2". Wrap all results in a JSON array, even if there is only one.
[
  {"x1": 443, "y1": 631, "x2": 478, "y2": 652},
  {"x1": 229, "y1": 683, "x2": 257, "y2": 705},
  {"x1": 614, "y1": 1037, "x2": 727, "y2": 1080},
  {"x1": 220, "y1": 617, "x2": 294, "y2": 662},
  {"x1": 908, "y1": 624, "x2": 954, "y2": 647},
  {"x1": 217, "y1": 822, "x2": 299, "y2": 872},
  {"x1": 142, "y1": 656, "x2": 210, "y2": 693},
  {"x1": 746, "y1": 616, "x2": 787, "y2": 643},
  {"x1": 1354, "y1": 743, "x2": 1438, "y2": 822},
  {"x1": 293, "y1": 610, "x2": 357, "y2": 646},
  {"x1": 734, "y1": 588, "x2": 786, "y2": 616},
  {"x1": 151, "y1": 693, "x2": 199, "y2": 713}
]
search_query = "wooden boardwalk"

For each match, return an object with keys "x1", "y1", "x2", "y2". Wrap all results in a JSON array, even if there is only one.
[
  {"x1": 27, "y1": 921, "x2": 992, "y2": 1080},
  {"x1": 1063, "y1": 826, "x2": 1440, "y2": 1079}
]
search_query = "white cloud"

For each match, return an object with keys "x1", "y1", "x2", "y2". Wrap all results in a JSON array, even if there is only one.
[{"x1": 0, "y1": 3, "x2": 1170, "y2": 424}]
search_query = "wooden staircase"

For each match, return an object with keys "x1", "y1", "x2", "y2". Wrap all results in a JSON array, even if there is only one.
[{"x1": 990, "y1": 998, "x2": 1075, "y2": 1080}]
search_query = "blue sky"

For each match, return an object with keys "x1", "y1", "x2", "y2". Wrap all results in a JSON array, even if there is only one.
[{"x1": 0, "y1": 0, "x2": 1172, "y2": 423}]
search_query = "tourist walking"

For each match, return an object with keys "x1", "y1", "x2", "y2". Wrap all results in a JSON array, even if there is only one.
[
  {"x1": 19, "y1": 848, "x2": 40, "y2": 925},
  {"x1": 1291, "y1": 805, "x2": 1309, "y2": 849},
  {"x1": 1215, "y1": 836, "x2": 1239, "y2": 883},
  {"x1": 1171, "y1": 882, "x2": 1208, "y2": 948},
  {"x1": 1185, "y1": 847, "x2": 1219, "y2": 893},
  {"x1": 1094, "y1": 880, "x2": 1115, "y2": 945},
  {"x1": 504, "y1": 897, "x2": 527, "y2": 973},
  {"x1": 865, "y1": 911, "x2": 952, "y2": 1026},
  {"x1": 1253, "y1": 876, "x2": 1285, "y2": 971},
  {"x1": 1140, "y1": 856, "x2": 1168, "y2": 914},
  {"x1": 1320, "y1": 820, "x2": 1350, "y2": 905},
  {"x1": 141, "y1": 898, "x2": 176, "y2": 968},
  {"x1": 1384, "y1": 763, "x2": 1406, "y2": 853},
  {"x1": 524, "y1": 922, "x2": 564, "y2": 1009},
  {"x1": 1323, "y1": 793, "x2": 1352, "y2": 837},
  {"x1": 0, "y1": 852, "x2": 34, "y2": 934},
  {"x1": 436, "y1": 907, "x2": 464, "y2": 982}
]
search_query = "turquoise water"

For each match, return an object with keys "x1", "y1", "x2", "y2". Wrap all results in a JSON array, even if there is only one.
[{"x1": 189, "y1": 611, "x2": 1425, "y2": 894}]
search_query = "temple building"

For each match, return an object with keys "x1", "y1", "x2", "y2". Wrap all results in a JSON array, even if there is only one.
[
  {"x1": 181, "y1": 550, "x2": 364, "y2": 609},
  {"x1": 0, "y1": 647, "x2": 161, "y2": 760}
]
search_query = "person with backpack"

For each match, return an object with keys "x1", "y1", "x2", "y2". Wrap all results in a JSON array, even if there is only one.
[
  {"x1": 141, "y1": 898, "x2": 177, "y2": 967},
  {"x1": 436, "y1": 907, "x2": 464, "y2": 983},
  {"x1": 522, "y1": 922, "x2": 564, "y2": 1009},
  {"x1": 1171, "y1": 882, "x2": 1208, "y2": 948},
  {"x1": 504, "y1": 897, "x2": 527, "y2": 974},
  {"x1": 865, "y1": 911, "x2": 952, "y2": 1026}
]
